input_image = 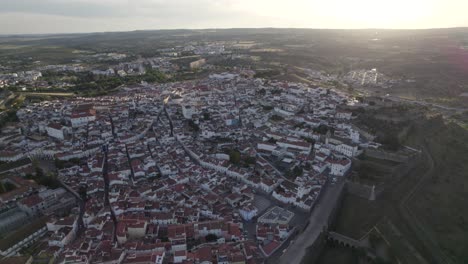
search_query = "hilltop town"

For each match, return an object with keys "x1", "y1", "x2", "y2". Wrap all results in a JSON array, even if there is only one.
[{"x1": 0, "y1": 67, "x2": 385, "y2": 263}]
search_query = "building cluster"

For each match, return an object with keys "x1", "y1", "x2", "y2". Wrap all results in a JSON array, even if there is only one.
[
  {"x1": 91, "y1": 57, "x2": 177, "y2": 77},
  {"x1": 342, "y1": 69, "x2": 397, "y2": 88},
  {"x1": 89, "y1": 53, "x2": 128, "y2": 61},
  {"x1": 183, "y1": 44, "x2": 226, "y2": 55},
  {"x1": 157, "y1": 42, "x2": 227, "y2": 57},
  {"x1": 40, "y1": 64, "x2": 87, "y2": 73},
  {"x1": 0, "y1": 71, "x2": 42, "y2": 87},
  {"x1": 0, "y1": 73, "x2": 380, "y2": 263}
]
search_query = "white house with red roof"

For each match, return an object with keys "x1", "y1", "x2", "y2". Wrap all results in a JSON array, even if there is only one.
[
  {"x1": 329, "y1": 157, "x2": 352, "y2": 176},
  {"x1": 70, "y1": 110, "x2": 96, "y2": 127},
  {"x1": 239, "y1": 204, "x2": 258, "y2": 221}
]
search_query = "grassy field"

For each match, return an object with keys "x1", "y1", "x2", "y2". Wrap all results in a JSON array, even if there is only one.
[
  {"x1": 459, "y1": 122, "x2": 468, "y2": 130},
  {"x1": 405, "y1": 120, "x2": 468, "y2": 263},
  {"x1": 333, "y1": 194, "x2": 383, "y2": 239},
  {"x1": 323, "y1": 113, "x2": 468, "y2": 264},
  {"x1": 314, "y1": 244, "x2": 357, "y2": 264}
]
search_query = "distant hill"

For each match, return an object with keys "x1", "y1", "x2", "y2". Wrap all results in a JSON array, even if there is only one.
[{"x1": 1, "y1": 28, "x2": 468, "y2": 105}]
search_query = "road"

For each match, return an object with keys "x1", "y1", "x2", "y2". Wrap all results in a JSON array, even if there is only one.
[
  {"x1": 19, "y1": 92, "x2": 75, "y2": 97},
  {"x1": 275, "y1": 178, "x2": 346, "y2": 264},
  {"x1": 386, "y1": 96, "x2": 468, "y2": 113}
]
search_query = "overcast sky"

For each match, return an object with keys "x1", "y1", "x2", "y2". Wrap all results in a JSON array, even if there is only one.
[{"x1": 1, "y1": 0, "x2": 468, "y2": 34}]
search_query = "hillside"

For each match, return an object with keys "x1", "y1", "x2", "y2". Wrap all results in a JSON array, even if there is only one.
[
  {"x1": 406, "y1": 117, "x2": 468, "y2": 263},
  {"x1": 314, "y1": 114, "x2": 468, "y2": 264}
]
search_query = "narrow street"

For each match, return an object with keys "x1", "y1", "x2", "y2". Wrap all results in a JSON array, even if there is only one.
[
  {"x1": 102, "y1": 148, "x2": 118, "y2": 242},
  {"x1": 59, "y1": 179, "x2": 85, "y2": 234}
]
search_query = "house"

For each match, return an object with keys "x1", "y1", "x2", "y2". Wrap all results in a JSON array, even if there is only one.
[
  {"x1": 239, "y1": 204, "x2": 258, "y2": 221},
  {"x1": 46, "y1": 123, "x2": 65, "y2": 140},
  {"x1": 70, "y1": 106, "x2": 96, "y2": 127},
  {"x1": 173, "y1": 250, "x2": 187, "y2": 263},
  {"x1": 127, "y1": 221, "x2": 148, "y2": 239},
  {"x1": 325, "y1": 136, "x2": 359, "y2": 157},
  {"x1": 17, "y1": 194, "x2": 44, "y2": 216},
  {"x1": 329, "y1": 157, "x2": 351, "y2": 176},
  {"x1": 335, "y1": 110, "x2": 352, "y2": 120},
  {"x1": 123, "y1": 252, "x2": 165, "y2": 264}
]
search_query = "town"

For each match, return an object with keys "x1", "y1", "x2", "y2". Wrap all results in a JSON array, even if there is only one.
[{"x1": 0, "y1": 70, "x2": 382, "y2": 263}]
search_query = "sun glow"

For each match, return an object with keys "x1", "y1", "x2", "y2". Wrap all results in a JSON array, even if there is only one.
[
  {"x1": 328, "y1": 0, "x2": 437, "y2": 28},
  {"x1": 244, "y1": 0, "x2": 443, "y2": 29}
]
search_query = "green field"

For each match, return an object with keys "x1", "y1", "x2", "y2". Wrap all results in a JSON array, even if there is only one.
[{"x1": 406, "y1": 119, "x2": 468, "y2": 263}]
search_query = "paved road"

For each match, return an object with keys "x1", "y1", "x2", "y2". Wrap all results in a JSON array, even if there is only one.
[{"x1": 275, "y1": 178, "x2": 346, "y2": 264}]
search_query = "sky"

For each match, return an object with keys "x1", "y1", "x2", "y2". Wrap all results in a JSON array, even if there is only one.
[{"x1": 0, "y1": 0, "x2": 468, "y2": 34}]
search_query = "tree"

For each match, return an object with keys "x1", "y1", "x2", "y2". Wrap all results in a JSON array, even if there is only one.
[
  {"x1": 270, "y1": 115, "x2": 284, "y2": 122},
  {"x1": 0, "y1": 181, "x2": 17, "y2": 194},
  {"x1": 262, "y1": 105, "x2": 273, "y2": 111},
  {"x1": 380, "y1": 134, "x2": 400, "y2": 151},
  {"x1": 78, "y1": 185, "x2": 88, "y2": 201},
  {"x1": 35, "y1": 166, "x2": 44, "y2": 178},
  {"x1": 243, "y1": 156, "x2": 256, "y2": 165},
  {"x1": 271, "y1": 89, "x2": 282, "y2": 95},
  {"x1": 0, "y1": 110, "x2": 19, "y2": 130},
  {"x1": 188, "y1": 120, "x2": 200, "y2": 132},
  {"x1": 292, "y1": 166, "x2": 303, "y2": 177},
  {"x1": 205, "y1": 234, "x2": 218, "y2": 242},
  {"x1": 314, "y1": 124, "x2": 330, "y2": 135},
  {"x1": 302, "y1": 137, "x2": 315, "y2": 144},
  {"x1": 229, "y1": 150, "x2": 241, "y2": 165},
  {"x1": 55, "y1": 158, "x2": 66, "y2": 169}
]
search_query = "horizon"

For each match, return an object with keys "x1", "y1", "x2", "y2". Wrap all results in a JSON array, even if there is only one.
[
  {"x1": 2, "y1": 26, "x2": 468, "y2": 37},
  {"x1": 1, "y1": 0, "x2": 468, "y2": 34}
]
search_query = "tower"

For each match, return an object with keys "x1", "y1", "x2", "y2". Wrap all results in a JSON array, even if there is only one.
[{"x1": 369, "y1": 185, "x2": 376, "y2": 201}]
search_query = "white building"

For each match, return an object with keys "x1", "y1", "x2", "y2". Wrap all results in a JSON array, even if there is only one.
[
  {"x1": 239, "y1": 204, "x2": 258, "y2": 221},
  {"x1": 326, "y1": 137, "x2": 359, "y2": 157},
  {"x1": 182, "y1": 105, "x2": 195, "y2": 119},
  {"x1": 336, "y1": 111, "x2": 352, "y2": 120},
  {"x1": 70, "y1": 113, "x2": 96, "y2": 127},
  {"x1": 46, "y1": 123, "x2": 65, "y2": 140},
  {"x1": 329, "y1": 158, "x2": 352, "y2": 176}
]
